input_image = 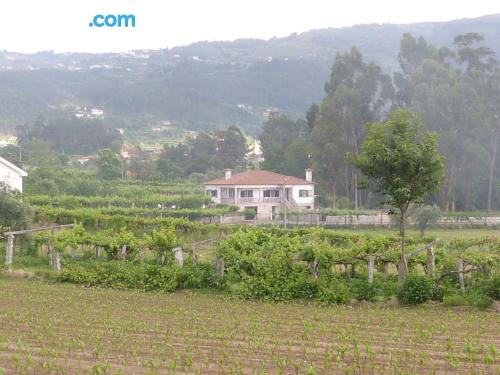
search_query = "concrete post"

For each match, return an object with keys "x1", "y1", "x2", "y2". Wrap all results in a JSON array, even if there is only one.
[
  {"x1": 5, "y1": 234, "x2": 14, "y2": 267},
  {"x1": 368, "y1": 256, "x2": 375, "y2": 284},
  {"x1": 172, "y1": 246, "x2": 183, "y2": 267}
]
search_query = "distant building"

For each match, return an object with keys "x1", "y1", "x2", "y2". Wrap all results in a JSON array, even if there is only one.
[
  {"x1": 203, "y1": 169, "x2": 314, "y2": 220},
  {"x1": 0, "y1": 156, "x2": 28, "y2": 192},
  {"x1": 263, "y1": 108, "x2": 280, "y2": 120}
]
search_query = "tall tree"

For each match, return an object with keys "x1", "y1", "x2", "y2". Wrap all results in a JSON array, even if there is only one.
[
  {"x1": 312, "y1": 47, "x2": 393, "y2": 208},
  {"x1": 351, "y1": 109, "x2": 444, "y2": 283}
]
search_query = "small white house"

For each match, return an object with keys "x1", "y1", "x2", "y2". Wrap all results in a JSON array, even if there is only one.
[
  {"x1": 0, "y1": 156, "x2": 28, "y2": 192},
  {"x1": 204, "y1": 169, "x2": 314, "y2": 219}
]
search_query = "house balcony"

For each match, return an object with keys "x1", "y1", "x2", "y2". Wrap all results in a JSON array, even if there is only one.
[{"x1": 220, "y1": 197, "x2": 284, "y2": 205}]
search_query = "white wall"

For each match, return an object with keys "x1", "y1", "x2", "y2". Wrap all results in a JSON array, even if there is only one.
[
  {"x1": 0, "y1": 163, "x2": 24, "y2": 192},
  {"x1": 292, "y1": 185, "x2": 314, "y2": 207}
]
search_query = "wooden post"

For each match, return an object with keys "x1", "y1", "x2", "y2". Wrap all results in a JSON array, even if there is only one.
[
  {"x1": 367, "y1": 256, "x2": 375, "y2": 284},
  {"x1": 457, "y1": 259, "x2": 465, "y2": 293},
  {"x1": 172, "y1": 246, "x2": 183, "y2": 267},
  {"x1": 426, "y1": 247, "x2": 435, "y2": 278},
  {"x1": 310, "y1": 258, "x2": 319, "y2": 279},
  {"x1": 5, "y1": 234, "x2": 14, "y2": 267}
]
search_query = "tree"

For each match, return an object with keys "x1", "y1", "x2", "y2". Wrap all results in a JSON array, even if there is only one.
[
  {"x1": 312, "y1": 47, "x2": 393, "y2": 208},
  {"x1": 147, "y1": 226, "x2": 177, "y2": 264},
  {"x1": 96, "y1": 149, "x2": 123, "y2": 180},
  {"x1": 411, "y1": 205, "x2": 441, "y2": 237},
  {"x1": 260, "y1": 115, "x2": 310, "y2": 175},
  {"x1": 25, "y1": 138, "x2": 60, "y2": 168},
  {"x1": 0, "y1": 190, "x2": 33, "y2": 231},
  {"x1": 351, "y1": 109, "x2": 444, "y2": 284}
]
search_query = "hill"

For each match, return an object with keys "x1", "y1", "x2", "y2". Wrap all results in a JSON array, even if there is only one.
[{"x1": 1, "y1": 14, "x2": 500, "y2": 135}]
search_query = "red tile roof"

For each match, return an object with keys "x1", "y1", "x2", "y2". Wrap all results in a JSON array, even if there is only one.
[{"x1": 203, "y1": 170, "x2": 313, "y2": 186}]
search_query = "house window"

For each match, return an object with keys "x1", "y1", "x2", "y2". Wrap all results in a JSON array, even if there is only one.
[
  {"x1": 206, "y1": 189, "x2": 217, "y2": 197},
  {"x1": 240, "y1": 190, "x2": 253, "y2": 198},
  {"x1": 263, "y1": 189, "x2": 280, "y2": 198},
  {"x1": 299, "y1": 189, "x2": 312, "y2": 197}
]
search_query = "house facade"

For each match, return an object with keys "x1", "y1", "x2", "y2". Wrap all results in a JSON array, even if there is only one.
[
  {"x1": 203, "y1": 169, "x2": 314, "y2": 219},
  {"x1": 0, "y1": 156, "x2": 28, "y2": 192}
]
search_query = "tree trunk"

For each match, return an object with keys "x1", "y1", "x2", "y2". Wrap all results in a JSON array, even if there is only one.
[
  {"x1": 354, "y1": 175, "x2": 358, "y2": 210},
  {"x1": 487, "y1": 129, "x2": 498, "y2": 212},
  {"x1": 332, "y1": 183, "x2": 336, "y2": 209},
  {"x1": 398, "y1": 209, "x2": 408, "y2": 285},
  {"x1": 5, "y1": 234, "x2": 14, "y2": 267}
]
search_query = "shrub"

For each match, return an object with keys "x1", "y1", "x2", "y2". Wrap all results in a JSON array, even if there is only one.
[
  {"x1": 466, "y1": 291, "x2": 493, "y2": 310},
  {"x1": 398, "y1": 275, "x2": 433, "y2": 305},
  {"x1": 477, "y1": 274, "x2": 500, "y2": 300},
  {"x1": 178, "y1": 263, "x2": 223, "y2": 289},
  {"x1": 351, "y1": 279, "x2": 379, "y2": 302},
  {"x1": 56, "y1": 261, "x2": 179, "y2": 292},
  {"x1": 317, "y1": 278, "x2": 350, "y2": 305},
  {"x1": 443, "y1": 293, "x2": 467, "y2": 306}
]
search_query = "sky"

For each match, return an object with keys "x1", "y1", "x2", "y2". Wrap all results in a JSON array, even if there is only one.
[{"x1": 2, "y1": 0, "x2": 500, "y2": 53}]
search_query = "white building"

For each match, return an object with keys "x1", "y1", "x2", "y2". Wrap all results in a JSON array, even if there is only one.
[
  {"x1": 204, "y1": 169, "x2": 314, "y2": 219},
  {"x1": 0, "y1": 156, "x2": 28, "y2": 192}
]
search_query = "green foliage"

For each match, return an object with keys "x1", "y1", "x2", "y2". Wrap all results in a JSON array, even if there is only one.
[
  {"x1": 160, "y1": 126, "x2": 247, "y2": 177},
  {"x1": 146, "y1": 225, "x2": 177, "y2": 262},
  {"x1": 351, "y1": 279, "x2": 379, "y2": 302},
  {"x1": 443, "y1": 293, "x2": 467, "y2": 306},
  {"x1": 96, "y1": 149, "x2": 123, "y2": 180},
  {"x1": 411, "y1": 205, "x2": 441, "y2": 236},
  {"x1": 317, "y1": 278, "x2": 350, "y2": 304},
  {"x1": 242, "y1": 208, "x2": 257, "y2": 219},
  {"x1": 398, "y1": 275, "x2": 434, "y2": 305},
  {"x1": 56, "y1": 262, "x2": 179, "y2": 292},
  {"x1": 24, "y1": 138, "x2": 61, "y2": 168},
  {"x1": 352, "y1": 110, "x2": 444, "y2": 212},
  {"x1": 477, "y1": 274, "x2": 500, "y2": 299},
  {"x1": 0, "y1": 190, "x2": 34, "y2": 231}
]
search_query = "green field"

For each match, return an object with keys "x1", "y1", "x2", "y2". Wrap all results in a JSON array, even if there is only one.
[{"x1": 0, "y1": 277, "x2": 498, "y2": 375}]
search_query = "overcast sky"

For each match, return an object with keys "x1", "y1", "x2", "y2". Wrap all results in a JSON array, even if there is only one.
[{"x1": 2, "y1": 0, "x2": 500, "y2": 53}]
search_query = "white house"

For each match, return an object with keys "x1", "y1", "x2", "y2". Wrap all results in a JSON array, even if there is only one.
[
  {"x1": 0, "y1": 156, "x2": 28, "y2": 192},
  {"x1": 204, "y1": 169, "x2": 314, "y2": 219}
]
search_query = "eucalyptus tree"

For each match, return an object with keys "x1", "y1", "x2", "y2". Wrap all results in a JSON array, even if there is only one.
[{"x1": 312, "y1": 47, "x2": 393, "y2": 208}]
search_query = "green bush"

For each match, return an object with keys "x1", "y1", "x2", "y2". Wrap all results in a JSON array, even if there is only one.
[
  {"x1": 477, "y1": 274, "x2": 500, "y2": 300},
  {"x1": 398, "y1": 275, "x2": 433, "y2": 305},
  {"x1": 466, "y1": 291, "x2": 493, "y2": 310},
  {"x1": 351, "y1": 279, "x2": 379, "y2": 302},
  {"x1": 443, "y1": 293, "x2": 467, "y2": 306},
  {"x1": 56, "y1": 261, "x2": 179, "y2": 292},
  {"x1": 178, "y1": 263, "x2": 223, "y2": 289},
  {"x1": 317, "y1": 278, "x2": 350, "y2": 305}
]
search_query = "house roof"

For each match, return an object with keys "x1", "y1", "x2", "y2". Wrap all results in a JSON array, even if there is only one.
[
  {"x1": 0, "y1": 156, "x2": 28, "y2": 176},
  {"x1": 203, "y1": 170, "x2": 313, "y2": 186}
]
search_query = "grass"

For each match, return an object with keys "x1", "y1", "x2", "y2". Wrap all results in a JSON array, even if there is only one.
[{"x1": 0, "y1": 277, "x2": 498, "y2": 374}]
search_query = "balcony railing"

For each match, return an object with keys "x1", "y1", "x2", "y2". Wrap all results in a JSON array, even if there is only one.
[{"x1": 220, "y1": 197, "x2": 284, "y2": 204}]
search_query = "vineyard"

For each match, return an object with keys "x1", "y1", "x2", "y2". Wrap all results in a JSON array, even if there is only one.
[{"x1": 1, "y1": 174, "x2": 499, "y2": 374}]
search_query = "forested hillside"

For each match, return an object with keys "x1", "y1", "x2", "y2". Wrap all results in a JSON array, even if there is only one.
[{"x1": 1, "y1": 14, "x2": 500, "y2": 134}]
